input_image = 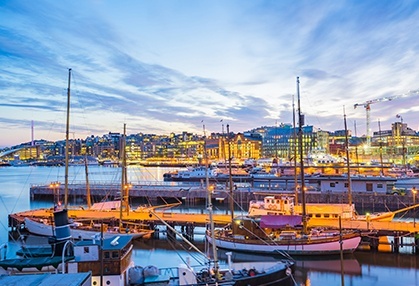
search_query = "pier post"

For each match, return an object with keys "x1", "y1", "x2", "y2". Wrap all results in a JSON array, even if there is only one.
[
  {"x1": 393, "y1": 234, "x2": 400, "y2": 253},
  {"x1": 415, "y1": 232, "x2": 419, "y2": 255},
  {"x1": 370, "y1": 236, "x2": 379, "y2": 252}
]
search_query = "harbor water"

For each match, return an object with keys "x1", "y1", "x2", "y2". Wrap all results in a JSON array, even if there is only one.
[{"x1": 0, "y1": 165, "x2": 418, "y2": 286}]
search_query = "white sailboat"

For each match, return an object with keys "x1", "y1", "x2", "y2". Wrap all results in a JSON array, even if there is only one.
[
  {"x1": 206, "y1": 77, "x2": 362, "y2": 256},
  {"x1": 21, "y1": 69, "x2": 154, "y2": 240}
]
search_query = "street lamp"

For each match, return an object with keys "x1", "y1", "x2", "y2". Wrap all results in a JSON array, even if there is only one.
[
  {"x1": 49, "y1": 181, "x2": 61, "y2": 209},
  {"x1": 412, "y1": 187, "x2": 417, "y2": 227}
]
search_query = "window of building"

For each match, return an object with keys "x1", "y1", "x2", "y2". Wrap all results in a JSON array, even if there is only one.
[
  {"x1": 84, "y1": 247, "x2": 89, "y2": 254},
  {"x1": 112, "y1": 251, "x2": 119, "y2": 259}
]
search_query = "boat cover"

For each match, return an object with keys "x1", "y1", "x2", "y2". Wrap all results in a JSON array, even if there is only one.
[
  {"x1": 260, "y1": 215, "x2": 302, "y2": 229},
  {"x1": 0, "y1": 256, "x2": 74, "y2": 271}
]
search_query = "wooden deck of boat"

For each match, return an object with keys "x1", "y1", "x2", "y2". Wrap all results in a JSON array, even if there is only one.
[{"x1": 309, "y1": 218, "x2": 419, "y2": 235}]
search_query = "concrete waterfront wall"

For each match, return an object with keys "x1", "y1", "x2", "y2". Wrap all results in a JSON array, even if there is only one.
[{"x1": 30, "y1": 184, "x2": 415, "y2": 214}]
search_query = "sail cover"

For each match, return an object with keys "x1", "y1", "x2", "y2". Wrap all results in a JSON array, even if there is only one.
[{"x1": 260, "y1": 215, "x2": 302, "y2": 228}]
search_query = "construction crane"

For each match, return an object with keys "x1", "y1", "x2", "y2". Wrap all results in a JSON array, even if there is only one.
[
  {"x1": 354, "y1": 96, "x2": 396, "y2": 147},
  {"x1": 354, "y1": 89, "x2": 419, "y2": 147}
]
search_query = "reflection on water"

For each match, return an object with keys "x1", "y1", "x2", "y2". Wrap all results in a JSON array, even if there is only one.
[
  {"x1": 132, "y1": 237, "x2": 419, "y2": 286},
  {"x1": 1, "y1": 166, "x2": 419, "y2": 285}
]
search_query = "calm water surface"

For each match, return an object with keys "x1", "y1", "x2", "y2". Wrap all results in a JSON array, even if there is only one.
[{"x1": 0, "y1": 165, "x2": 418, "y2": 286}]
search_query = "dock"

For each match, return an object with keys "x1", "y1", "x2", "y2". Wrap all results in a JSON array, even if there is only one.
[{"x1": 30, "y1": 182, "x2": 418, "y2": 211}]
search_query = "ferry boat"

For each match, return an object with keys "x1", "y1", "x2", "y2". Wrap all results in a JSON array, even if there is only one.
[
  {"x1": 163, "y1": 166, "x2": 218, "y2": 181},
  {"x1": 249, "y1": 195, "x2": 355, "y2": 220},
  {"x1": 248, "y1": 193, "x2": 419, "y2": 223}
]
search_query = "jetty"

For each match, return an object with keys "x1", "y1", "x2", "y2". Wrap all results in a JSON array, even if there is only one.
[{"x1": 30, "y1": 182, "x2": 418, "y2": 211}]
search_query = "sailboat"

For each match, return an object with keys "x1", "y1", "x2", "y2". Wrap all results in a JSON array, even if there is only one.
[
  {"x1": 206, "y1": 77, "x2": 362, "y2": 256},
  {"x1": 126, "y1": 125, "x2": 295, "y2": 286},
  {"x1": 20, "y1": 69, "x2": 154, "y2": 240}
]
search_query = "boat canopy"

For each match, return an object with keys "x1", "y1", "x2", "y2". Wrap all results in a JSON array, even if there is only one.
[{"x1": 260, "y1": 215, "x2": 302, "y2": 229}]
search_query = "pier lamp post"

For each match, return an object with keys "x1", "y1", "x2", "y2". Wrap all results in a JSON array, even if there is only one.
[
  {"x1": 412, "y1": 187, "x2": 417, "y2": 227},
  {"x1": 49, "y1": 181, "x2": 61, "y2": 208}
]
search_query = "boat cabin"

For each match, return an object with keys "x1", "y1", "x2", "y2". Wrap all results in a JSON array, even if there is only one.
[{"x1": 67, "y1": 235, "x2": 133, "y2": 286}]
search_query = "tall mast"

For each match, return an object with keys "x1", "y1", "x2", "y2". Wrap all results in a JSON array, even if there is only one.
[
  {"x1": 119, "y1": 123, "x2": 128, "y2": 229},
  {"x1": 85, "y1": 156, "x2": 91, "y2": 208},
  {"x1": 297, "y1": 76, "x2": 307, "y2": 234},
  {"x1": 227, "y1": 124, "x2": 234, "y2": 224},
  {"x1": 64, "y1": 68, "x2": 71, "y2": 209},
  {"x1": 293, "y1": 94, "x2": 298, "y2": 205},
  {"x1": 203, "y1": 124, "x2": 219, "y2": 277},
  {"x1": 344, "y1": 107, "x2": 352, "y2": 206}
]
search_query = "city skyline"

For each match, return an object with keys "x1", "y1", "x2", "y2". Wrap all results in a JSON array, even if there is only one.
[{"x1": 1, "y1": 1, "x2": 419, "y2": 148}]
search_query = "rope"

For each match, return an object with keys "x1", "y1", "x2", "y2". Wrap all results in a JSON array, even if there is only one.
[{"x1": 237, "y1": 223, "x2": 294, "y2": 261}]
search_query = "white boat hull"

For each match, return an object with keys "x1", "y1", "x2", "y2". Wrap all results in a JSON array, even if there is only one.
[
  {"x1": 24, "y1": 218, "x2": 147, "y2": 240},
  {"x1": 207, "y1": 234, "x2": 361, "y2": 256}
]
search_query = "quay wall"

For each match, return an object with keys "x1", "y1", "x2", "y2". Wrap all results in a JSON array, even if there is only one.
[{"x1": 30, "y1": 183, "x2": 415, "y2": 214}]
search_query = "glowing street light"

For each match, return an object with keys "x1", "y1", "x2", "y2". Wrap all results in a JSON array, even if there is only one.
[{"x1": 49, "y1": 181, "x2": 61, "y2": 208}]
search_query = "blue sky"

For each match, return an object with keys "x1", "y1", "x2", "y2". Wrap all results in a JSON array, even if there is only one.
[{"x1": 1, "y1": 0, "x2": 419, "y2": 148}]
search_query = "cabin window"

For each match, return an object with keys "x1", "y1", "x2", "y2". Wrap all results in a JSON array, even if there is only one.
[
  {"x1": 377, "y1": 184, "x2": 383, "y2": 189},
  {"x1": 83, "y1": 247, "x2": 89, "y2": 254},
  {"x1": 330, "y1": 182, "x2": 336, "y2": 188},
  {"x1": 344, "y1": 183, "x2": 348, "y2": 188},
  {"x1": 324, "y1": 214, "x2": 330, "y2": 218},
  {"x1": 334, "y1": 214, "x2": 339, "y2": 218},
  {"x1": 366, "y1": 183, "x2": 373, "y2": 192},
  {"x1": 112, "y1": 251, "x2": 119, "y2": 258},
  {"x1": 315, "y1": 214, "x2": 321, "y2": 218},
  {"x1": 104, "y1": 251, "x2": 110, "y2": 259}
]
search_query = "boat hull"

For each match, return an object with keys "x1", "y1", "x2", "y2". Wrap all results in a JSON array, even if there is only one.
[
  {"x1": 207, "y1": 233, "x2": 361, "y2": 256},
  {"x1": 24, "y1": 217, "x2": 149, "y2": 240}
]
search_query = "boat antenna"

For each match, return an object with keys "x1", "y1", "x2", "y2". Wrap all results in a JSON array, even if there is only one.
[
  {"x1": 344, "y1": 106, "x2": 353, "y2": 206},
  {"x1": 297, "y1": 76, "x2": 307, "y2": 234},
  {"x1": 292, "y1": 94, "x2": 298, "y2": 205},
  {"x1": 64, "y1": 68, "x2": 71, "y2": 209},
  {"x1": 203, "y1": 123, "x2": 219, "y2": 277}
]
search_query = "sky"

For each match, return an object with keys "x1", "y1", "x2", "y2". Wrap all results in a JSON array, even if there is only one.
[{"x1": 1, "y1": 0, "x2": 419, "y2": 148}]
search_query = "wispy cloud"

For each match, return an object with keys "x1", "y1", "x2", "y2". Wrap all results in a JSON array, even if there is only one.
[{"x1": 0, "y1": 0, "x2": 419, "y2": 147}]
